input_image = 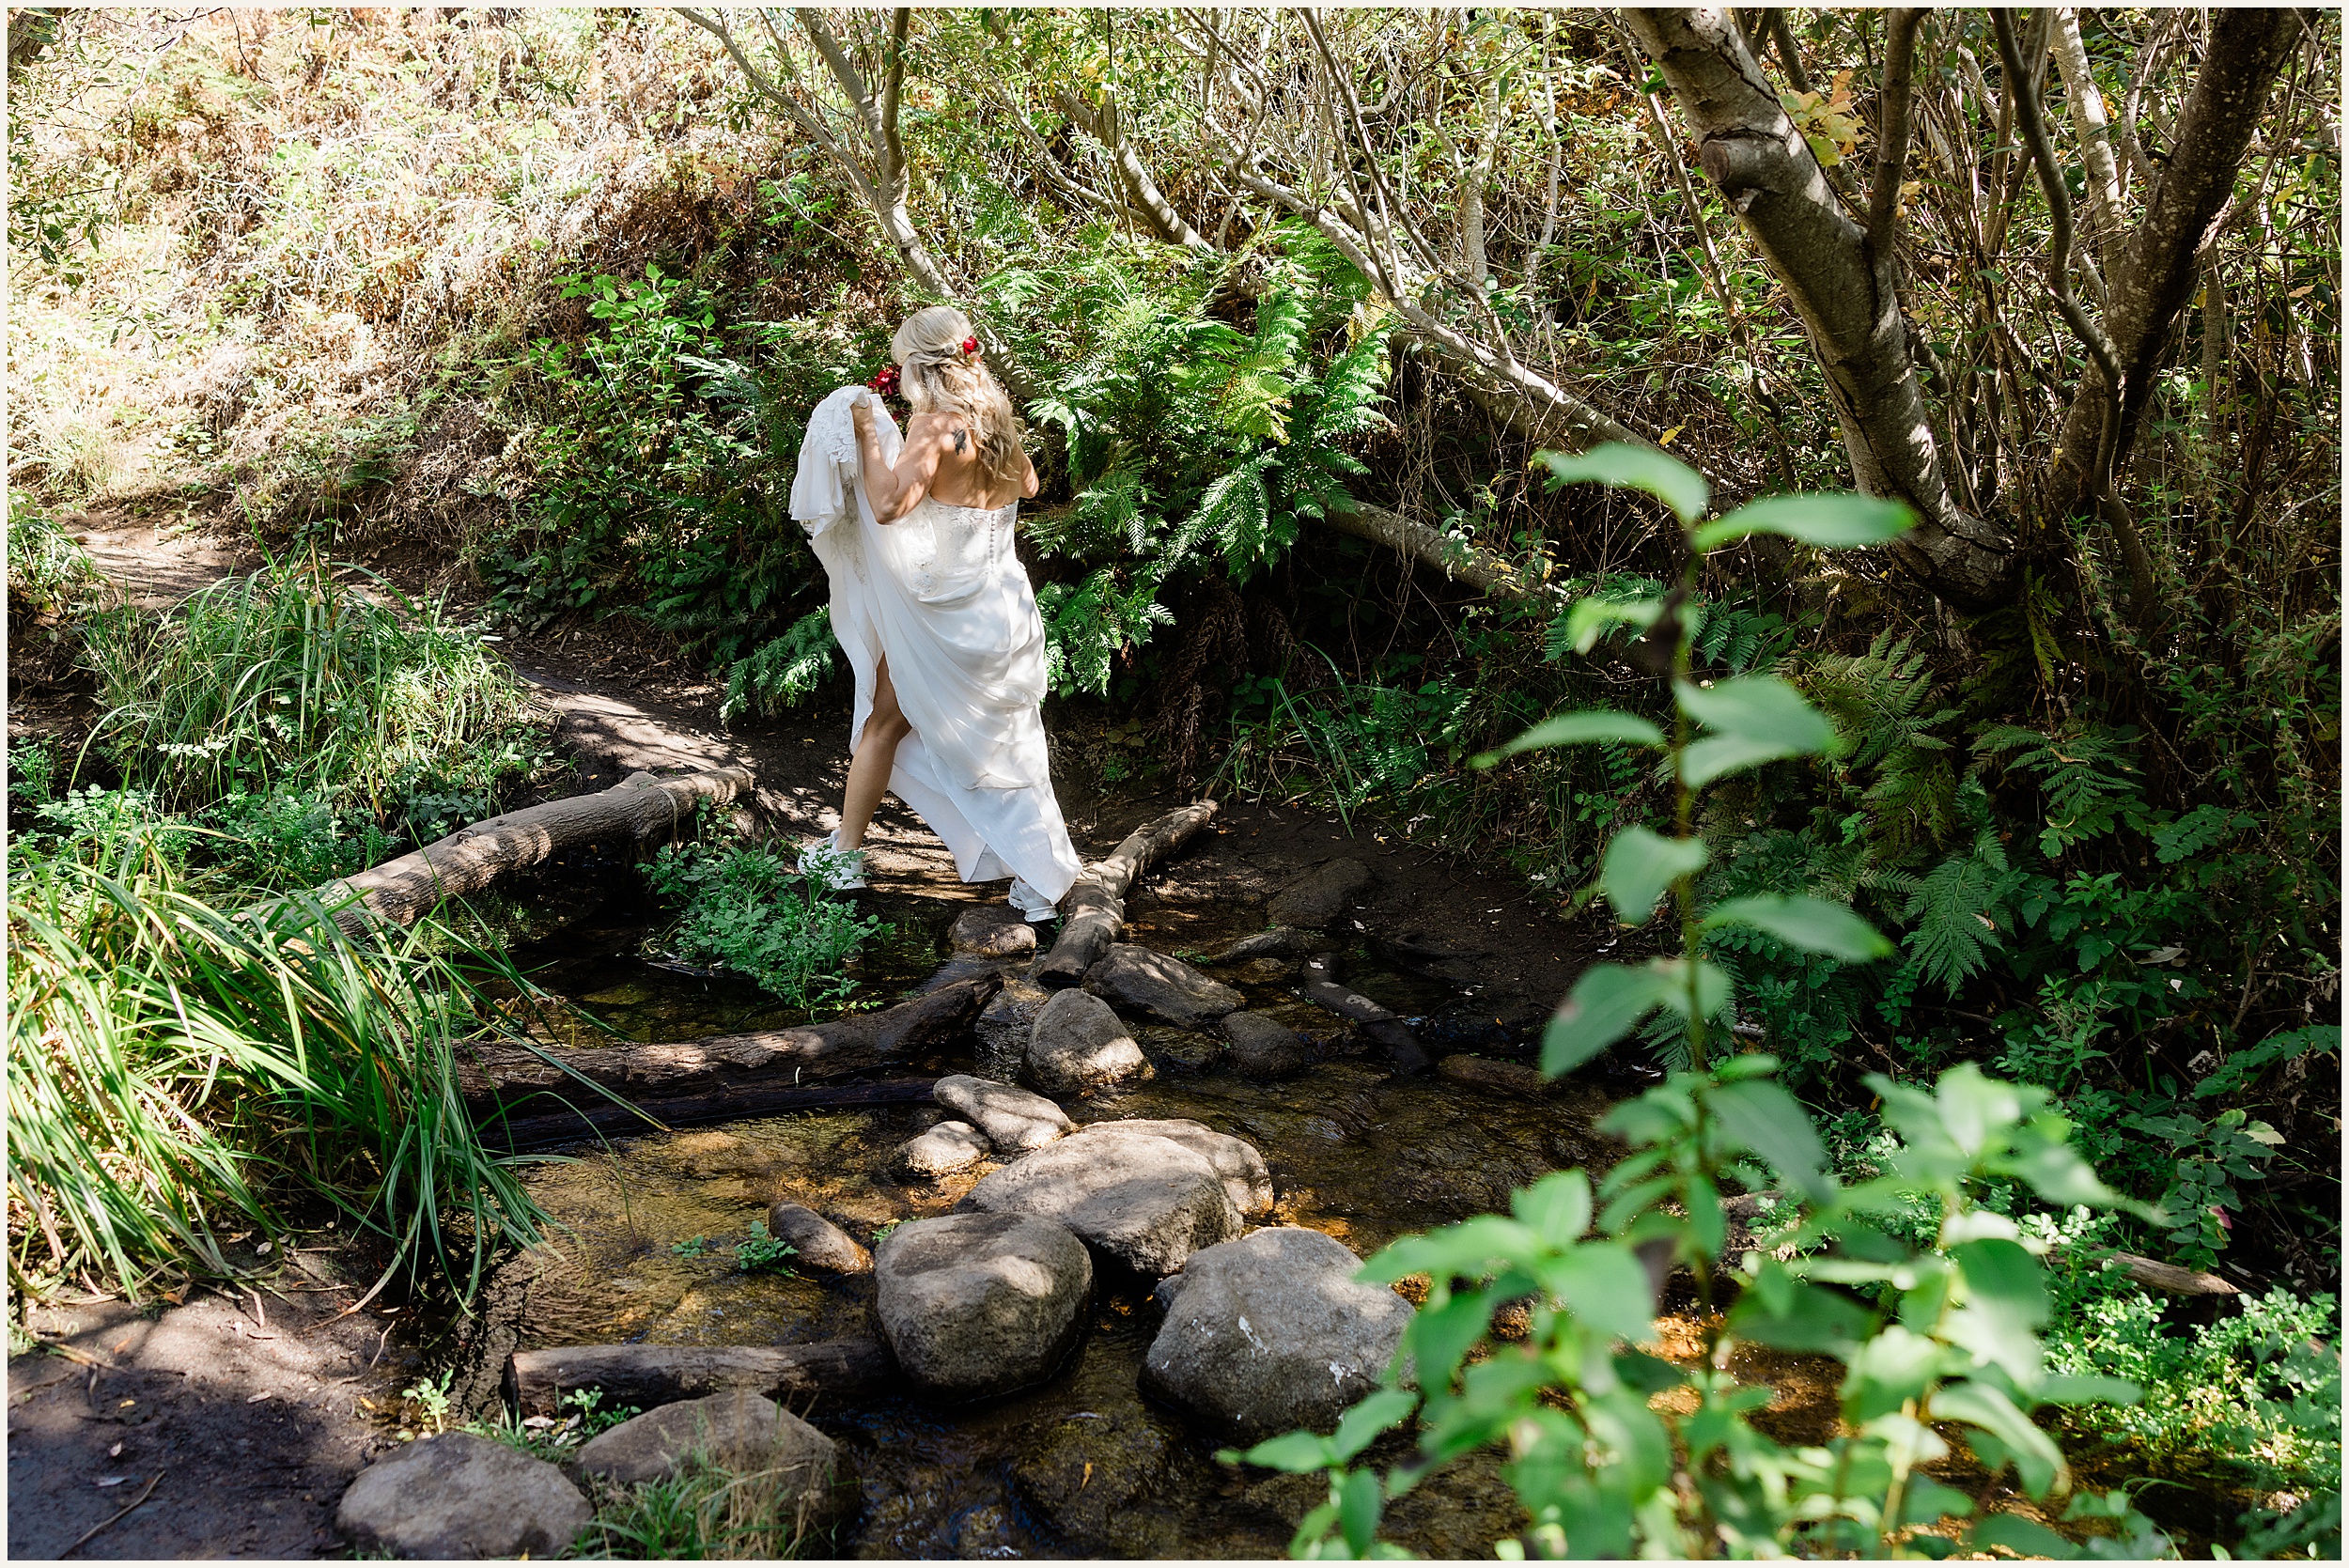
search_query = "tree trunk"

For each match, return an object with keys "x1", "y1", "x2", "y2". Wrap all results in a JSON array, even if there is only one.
[
  {"x1": 504, "y1": 1336, "x2": 896, "y2": 1417},
  {"x1": 1034, "y1": 800, "x2": 1221, "y2": 986},
  {"x1": 478, "y1": 1077, "x2": 940, "y2": 1153},
  {"x1": 462, "y1": 975, "x2": 999, "y2": 1109},
  {"x1": 296, "y1": 768, "x2": 752, "y2": 936},
  {"x1": 2046, "y1": 8, "x2": 2304, "y2": 521},
  {"x1": 1624, "y1": 7, "x2": 2019, "y2": 611}
]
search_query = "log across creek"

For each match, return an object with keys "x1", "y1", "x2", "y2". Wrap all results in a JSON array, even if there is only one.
[
  {"x1": 463, "y1": 975, "x2": 999, "y2": 1150},
  {"x1": 505, "y1": 1337, "x2": 897, "y2": 1417}
]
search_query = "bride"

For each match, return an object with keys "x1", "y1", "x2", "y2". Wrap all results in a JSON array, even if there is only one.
[{"x1": 788, "y1": 306, "x2": 1082, "y2": 923}]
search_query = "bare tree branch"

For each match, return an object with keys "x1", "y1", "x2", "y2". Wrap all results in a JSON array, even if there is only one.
[{"x1": 1867, "y1": 9, "x2": 1923, "y2": 268}]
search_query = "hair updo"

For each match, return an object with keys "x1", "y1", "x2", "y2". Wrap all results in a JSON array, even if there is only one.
[{"x1": 891, "y1": 305, "x2": 1027, "y2": 489}]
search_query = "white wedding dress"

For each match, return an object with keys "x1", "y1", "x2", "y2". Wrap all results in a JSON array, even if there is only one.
[{"x1": 790, "y1": 386, "x2": 1081, "y2": 912}]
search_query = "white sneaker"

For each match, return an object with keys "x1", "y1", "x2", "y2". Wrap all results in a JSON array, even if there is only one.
[
  {"x1": 799, "y1": 831, "x2": 868, "y2": 893},
  {"x1": 1008, "y1": 877, "x2": 1058, "y2": 923}
]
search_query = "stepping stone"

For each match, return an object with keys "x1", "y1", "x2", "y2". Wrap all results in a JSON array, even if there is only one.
[
  {"x1": 1436, "y1": 1054, "x2": 1554, "y2": 1097},
  {"x1": 933, "y1": 1074, "x2": 1074, "y2": 1153},
  {"x1": 1069, "y1": 1118, "x2": 1273, "y2": 1219},
  {"x1": 1223, "y1": 1011, "x2": 1313, "y2": 1079},
  {"x1": 898, "y1": 1120, "x2": 992, "y2": 1178},
  {"x1": 335, "y1": 1431, "x2": 589, "y2": 1560},
  {"x1": 1082, "y1": 943, "x2": 1244, "y2": 1029},
  {"x1": 874, "y1": 1211, "x2": 1093, "y2": 1399},
  {"x1": 764, "y1": 1202, "x2": 872, "y2": 1274},
  {"x1": 1267, "y1": 859, "x2": 1374, "y2": 928},
  {"x1": 951, "y1": 905, "x2": 1039, "y2": 959},
  {"x1": 1027, "y1": 990, "x2": 1152, "y2": 1094},
  {"x1": 1142, "y1": 1227, "x2": 1414, "y2": 1441},
  {"x1": 575, "y1": 1390, "x2": 840, "y2": 1509},
  {"x1": 959, "y1": 1132, "x2": 1242, "y2": 1276},
  {"x1": 1210, "y1": 926, "x2": 1323, "y2": 962},
  {"x1": 975, "y1": 977, "x2": 1053, "y2": 1069}
]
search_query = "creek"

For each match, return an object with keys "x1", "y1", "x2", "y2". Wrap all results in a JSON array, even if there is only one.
[{"x1": 443, "y1": 881, "x2": 1619, "y2": 1557}]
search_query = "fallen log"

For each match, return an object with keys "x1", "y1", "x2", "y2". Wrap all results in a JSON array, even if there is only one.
[
  {"x1": 1035, "y1": 799, "x2": 1220, "y2": 987},
  {"x1": 504, "y1": 1336, "x2": 897, "y2": 1418},
  {"x1": 462, "y1": 975, "x2": 1000, "y2": 1110},
  {"x1": 296, "y1": 767, "x2": 754, "y2": 936},
  {"x1": 477, "y1": 1077, "x2": 940, "y2": 1153},
  {"x1": 1297, "y1": 953, "x2": 1429, "y2": 1076}
]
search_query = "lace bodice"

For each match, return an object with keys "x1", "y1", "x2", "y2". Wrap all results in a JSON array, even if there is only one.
[{"x1": 902, "y1": 494, "x2": 1019, "y2": 605}]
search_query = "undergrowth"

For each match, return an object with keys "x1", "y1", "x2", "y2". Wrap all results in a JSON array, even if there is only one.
[{"x1": 641, "y1": 829, "x2": 888, "y2": 1013}]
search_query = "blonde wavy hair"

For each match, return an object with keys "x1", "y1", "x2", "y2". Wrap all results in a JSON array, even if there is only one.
[{"x1": 891, "y1": 305, "x2": 1026, "y2": 489}]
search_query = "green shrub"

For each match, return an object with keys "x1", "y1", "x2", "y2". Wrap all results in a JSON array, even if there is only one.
[
  {"x1": 6, "y1": 495, "x2": 104, "y2": 622},
  {"x1": 82, "y1": 552, "x2": 542, "y2": 819},
  {"x1": 642, "y1": 832, "x2": 887, "y2": 1012}
]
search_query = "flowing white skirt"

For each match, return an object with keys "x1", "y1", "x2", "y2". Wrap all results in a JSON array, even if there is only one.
[{"x1": 795, "y1": 390, "x2": 1081, "y2": 905}]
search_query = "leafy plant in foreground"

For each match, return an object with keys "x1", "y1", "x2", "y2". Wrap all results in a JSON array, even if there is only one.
[
  {"x1": 1227, "y1": 447, "x2": 2171, "y2": 1560},
  {"x1": 643, "y1": 831, "x2": 888, "y2": 1012}
]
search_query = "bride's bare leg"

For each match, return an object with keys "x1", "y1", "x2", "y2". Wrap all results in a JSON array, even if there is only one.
[{"x1": 839, "y1": 657, "x2": 911, "y2": 851}]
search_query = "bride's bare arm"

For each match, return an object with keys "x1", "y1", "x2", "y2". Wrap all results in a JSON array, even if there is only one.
[{"x1": 853, "y1": 401, "x2": 941, "y2": 522}]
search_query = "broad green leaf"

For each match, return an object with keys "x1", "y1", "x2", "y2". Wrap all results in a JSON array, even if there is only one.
[
  {"x1": 1398, "y1": 1287, "x2": 1498, "y2": 1393},
  {"x1": 1969, "y1": 1513, "x2": 2082, "y2": 1560},
  {"x1": 1843, "y1": 1324, "x2": 1947, "y2": 1421},
  {"x1": 2002, "y1": 1139, "x2": 2123, "y2": 1208},
  {"x1": 1543, "y1": 963, "x2": 1672, "y2": 1075},
  {"x1": 1935, "y1": 1063, "x2": 2026, "y2": 1158},
  {"x1": 1703, "y1": 893, "x2": 1894, "y2": 961},
  {"x1": 1728, "y1": 1274, "x2": 1874, "y2": 1354},
  {"x1": 1536, "y1": 442, "x2": 1708, "y2": 524},
  {"x1": 1947, "y1": 1238, "x2": 2048, "y2": 1387},
  {"x1": 1901, "y1": 1478, "x2": 1978, "y2": 1525},
  {"x1": 1339, "y1": 1466, "x2": 1384, "y2": 1557},
  {"x1": 1537, "y1": 1241, "x2": 1655, "y2": 1343},
  {"x1": 1330, "y1": 1389, "x2": 1420, "y2": 1464},
  {"x1": 1929, "y1": 1380, "x2": 2068, "y2": 1497},
  {"x1": 1512, "y1": 1169, "x2": 1593, "y2": 1249},
  {"x1": 1234, "y1": 1429, "x2": 1331, "y2": 1472},
  {"x1": 1676, "y1": 675, "x2": 1836, "y2": 785},
  {"x1": 1473, "y1": 709, "x2": 1666, "y2": 768},
  {"x1": 1647, "y1": 955, "x2": 1734, "y2": 1023},
  {"x1": 2035, "y1": 1374, "x2": 2140, "y2": 1407},
  {"x1": 1561, "y1": 593, "x2": 1664, "y2": 656},
  {"x1": 1689, "y1": 492, "x2": 1916, "y2": 552},
  {"x1": 1364, "y1": 1216, "x2": 1536, "y2": 1284},
  {"x1": 1708, "y1": 1079, "x2": 1833, "y2": 1203},
  {"x1": 1601, "y1": 827, "x2": 1709, "y2": 925}
]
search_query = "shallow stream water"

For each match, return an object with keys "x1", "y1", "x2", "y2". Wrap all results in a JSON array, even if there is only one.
[{"x1": 468, "y1": 888, "x2": 1615, "y2": 1558}]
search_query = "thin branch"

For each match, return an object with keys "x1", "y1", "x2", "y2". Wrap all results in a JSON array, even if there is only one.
[
  {"x1": 1994, "y1": 8, "x2": 2120, "y2": 388},
  {"x1": 1867, "y1": 9, "x2": 1923, "y2": 267}
]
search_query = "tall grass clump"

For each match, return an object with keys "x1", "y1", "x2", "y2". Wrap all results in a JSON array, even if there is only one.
[
  {"x1": 82, "y1": 551, "x2": 542, "y2": 826},
  {"x1": 7, "y1": 855, "x2": 558, "y2": 1306}
]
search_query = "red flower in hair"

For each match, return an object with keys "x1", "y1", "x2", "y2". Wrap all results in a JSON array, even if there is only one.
[
  {"x1": 960, "y1": 336, "x2": 979, "y2": 356},
  {"x1": 869, "y1": 364, "x2": 901, "y2": 399}
]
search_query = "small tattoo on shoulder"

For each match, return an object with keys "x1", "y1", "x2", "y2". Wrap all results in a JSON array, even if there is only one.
[{"x1": 954, "y1": 429, "x2": 968, "y2": 454}]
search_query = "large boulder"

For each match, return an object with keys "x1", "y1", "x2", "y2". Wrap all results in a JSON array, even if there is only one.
[
  {"x1": 763, "y1": 1202, "x2": 873, "y2": 1275},
  {"x1": 1082, "y1": 944, "x2": 1245, "y2": 1029},
  {"x1": 335, "y1": 1432, "x2": 589, "y2": 1560},
  {"x1": 1070, "y1": 1119, "x2": 1273, "y2": 1219},
  {"x1": 575, "y1": 1390, "x2": 839, "y2": 1510},
  {"x1": 1027, "y1": 990, "x2": 1152, "y2": 1094},
  {"x1": 951, "y1": 904, "x2": 1040, "y2": 959},
  {"x1": 897, "y1": 1120, "x2": 992, "y2": 1178},
  {"x1": 959, "y1": 1132, "x2": 1242, "y2": 1276},
  {"x1": 873, "y1": 1211, "x2": 1094, "y2": 1399},
  {"x1": 1222, "y1": 1011, "x2": 1314, "y2": 1079},
  {"x1": 933, "y1": 1074, "x2": 1074, "y2": 1152},
  {"x1": 1267, "y1": 859, "x2": 1374, "y2": 928},
  {"x1": 1142, "y1": 1227, "x2": 1414, "y2": 1441}
]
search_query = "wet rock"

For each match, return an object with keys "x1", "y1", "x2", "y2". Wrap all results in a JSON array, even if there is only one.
[
  {"x1": 763, "y1": 1202, "x2": 873, "y2": 1275},
  {"x1": 1013, "y1": 1411, "x2": 1178, "y2": 1554},
  {"x1": 575, "y1": 1390, "x2": 839, "y2": 1505},
  {"x1": 959, "y1": 1132, "x2": 1243, "y2": 1276},
  {"x1": 933, "y1": 1073, "x2": 1074, "y2": 1152},
  {"x1": 335, "y1": 1431, "x2": 589, "y2": 1560},
  {"x1": 1144, "y1": 1025, "x2": 1226, "y2": 1071},
  {"x1": 1223, "y1": 1011, "x2": 1314, "y2": 1079},
  {"x1": 897, "y1": 1120, "x2": 992, "y2": 1178},
  {"x1": 1071, "y1": 1119, "x2": 1274, "y2": 1219},
  {"x1": 974, "y1": 977, "x2": 1052, "y2": 1071},
  {"x1": 1082, "y1": 944, "x2": 1245, "y2": 1029},
  {"x1": 1237, "y1": 955, "x2": 1299, "y2": 984},
  {"x1": 951, "y1": 905, "x2": 1039, "y2": 959},
  {"x1": 1027, "y1": 989, "x2": 1153, "y2": 1094},
  {"x1": 1211, "y1": 926, "x2": 1326, "y2": 962},
  {"x1": 1267, "y1": 859, "x2": 1374, "y2": 928},
  {"x1": 1142, "y1": 1227, "x2": 1413, "y2": 1440},
  {"x1": 873, "y1": 1211, "x2": 1093, "y2": 1399},
  {"x1": 1436, "y1": 1054, "x2": 1555, "y2": 1097}
]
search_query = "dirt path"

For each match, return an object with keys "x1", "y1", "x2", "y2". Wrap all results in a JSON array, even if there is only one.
[{"x1": 8, "y1": 514, "x2": 1602, "y2": 1558}]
